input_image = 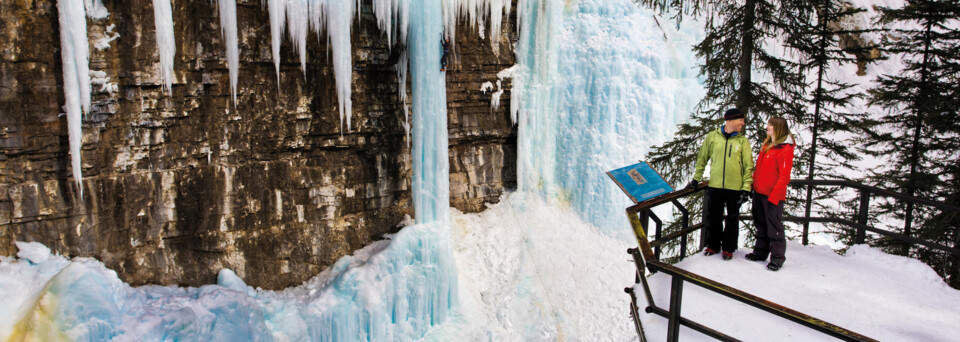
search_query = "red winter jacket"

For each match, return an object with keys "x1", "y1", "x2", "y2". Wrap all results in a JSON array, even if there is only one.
[{"x1": 752, "y1": 136, "x2": 795, "y2": 205}]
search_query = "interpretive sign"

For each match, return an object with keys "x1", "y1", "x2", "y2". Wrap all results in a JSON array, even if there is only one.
[{"x1": 606, "y1": 161, "x2": 673, "y2": 203}]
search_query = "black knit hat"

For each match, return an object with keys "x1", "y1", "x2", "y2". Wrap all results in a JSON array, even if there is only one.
[{"x1": 723, "y1": 108, "x2": 744, "y2": 120}]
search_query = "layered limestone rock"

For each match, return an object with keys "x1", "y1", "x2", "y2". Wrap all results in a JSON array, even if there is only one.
[{"x1": 0, "y1": 0, "x2": 516, "y2": 289}]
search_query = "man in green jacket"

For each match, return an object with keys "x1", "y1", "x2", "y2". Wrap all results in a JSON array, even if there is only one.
[{"x1": 685, "y1": 108, "x2": 755, "y2": 260}]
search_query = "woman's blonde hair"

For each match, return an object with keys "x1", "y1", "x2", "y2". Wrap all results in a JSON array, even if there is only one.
[{"x1": 762, "y1": 117, "x2": 794, "y2": 151}]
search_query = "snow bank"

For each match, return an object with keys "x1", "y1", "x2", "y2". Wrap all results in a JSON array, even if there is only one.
[{"x1": 424, "y1": 192, "x2": 637, "y2": 341}]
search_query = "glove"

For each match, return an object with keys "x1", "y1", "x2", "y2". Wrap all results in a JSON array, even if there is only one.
[
  {"x1": 739, "y1": 191, "x2": 751, "y2": 205},
  {"x1": 684, "y1": 180, "x2": 698, "y2": 190}
]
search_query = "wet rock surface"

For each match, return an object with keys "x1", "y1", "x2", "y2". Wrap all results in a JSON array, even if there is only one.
[{"x1": 0, "y1": 0, "x2": 516, "y2": 289}]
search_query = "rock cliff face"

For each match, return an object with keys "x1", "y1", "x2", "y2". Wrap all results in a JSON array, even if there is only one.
[{"x1": 0, "y1": 0, "x2": 516, "y2": 289}]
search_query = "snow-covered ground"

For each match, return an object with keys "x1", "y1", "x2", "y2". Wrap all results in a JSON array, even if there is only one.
[
  {"x1": 641, "y1": 242, "x2": 960, "y2": 341},
  {"x1": 2, "y1": 193, "x2": 959, "y2": 341}
]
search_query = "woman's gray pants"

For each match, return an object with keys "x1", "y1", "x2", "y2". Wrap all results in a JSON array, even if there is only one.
[{"x1": 750, "y1": 193, "x2": 786, "y2": 265}]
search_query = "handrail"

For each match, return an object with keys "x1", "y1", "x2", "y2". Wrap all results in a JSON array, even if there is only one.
[
  {"x1": 623, "y1": 178, "x2": 959, "y2": 342},
  {"x1": 740, "y1": 215, "x2": 960, "y2": 256},
  {"x1": 789, "y1": 179, "x2": 960, "y2": 213},
  {"x1": 636, "y1": 252, "x2": 877, "y2": 342}
]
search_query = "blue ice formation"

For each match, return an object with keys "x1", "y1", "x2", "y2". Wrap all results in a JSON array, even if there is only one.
[
  {"x1": 410, "y1": 0, "x2": 450, "y2": 225},
  {"x1": 512, "y1": 0, "x2": 704, "y2": 236},
  {"x1": 3, "y1": 223, "x2": 455, "y2": 341}
]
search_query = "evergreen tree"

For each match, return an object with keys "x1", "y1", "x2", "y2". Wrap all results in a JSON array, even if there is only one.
[
  {"x1": 640, "y1": 0, "x2": 810, "y2": 257},
  {"x1": 864, "y1": 0, "x2": 960, "y2": 287}
]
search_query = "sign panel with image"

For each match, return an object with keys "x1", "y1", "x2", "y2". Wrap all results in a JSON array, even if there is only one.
[{"x1": 606, "y1": 161, "x2": 674, "y2": 203}]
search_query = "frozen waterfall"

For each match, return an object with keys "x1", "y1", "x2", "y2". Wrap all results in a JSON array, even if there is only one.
[{"x1": 512, "y1": 0, "x2": 704, "y2": 235}]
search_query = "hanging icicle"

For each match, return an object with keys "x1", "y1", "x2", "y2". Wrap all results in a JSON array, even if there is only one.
[
  {"x1": 268, "y1": 0, "x2": 286, "y2": 86},
  {"x1": 58, "y1": 0, "x2": 92, "y2": 199},
  {"x1": 441, "y1": 0, "x2": 512, "y2": 54},
  {"x1": 321, "y1": 0, "x2": 356, "y2": 132},
  {"x1": 84, "y1": 0, "x2": 109, "y2": 19},
  {"x1": 216, "y1": 0, "x2": 239, "y2": 106},
  {"x1": 372, "y1": 0, "x2": 411, "y2": 48},
  {"x1": 286, "y1": 0, "x2": 309, "y2": 76},
  {"x1": 153, "y1": 0, "x2": 176, "y2": 95}
]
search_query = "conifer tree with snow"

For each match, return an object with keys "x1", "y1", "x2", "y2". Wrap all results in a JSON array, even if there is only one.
[
  {"x1": 863, "y1": 0, "x2": 960, "y2": 287},
  {"x1": 639, "y1": 0, "x2": 810, "y2": 256}
]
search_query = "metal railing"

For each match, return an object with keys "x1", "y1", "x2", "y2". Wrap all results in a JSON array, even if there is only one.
[{"x1": 624, "y1": 179, "x2": 960, "y2": 342}]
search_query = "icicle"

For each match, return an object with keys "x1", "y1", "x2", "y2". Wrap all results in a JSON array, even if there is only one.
[
  {"x1": 441, "y1": 0, "x2": 511, "y2": 53},
  {"x1": 58, "y1": 0, "x2": 91, "y2": 198},
  {"x1": 83, "y1": 0, "x2": 109, "y2": 19},
  {"x1": 153, "y1": 0, "x2": 176, "y2": 95},
  {"x1": 372, "y1": 0, "x2": 411, "y2": 47},
  {"x1": 324, "y1": 0, "x2": 356, "y2": 132},
  {"x1": 286, "y1": 0, "x2": 309, "y2": 76},
  {"x1": 308, "y1": 0, "x2": 326, "y2": 37},
  {"x1": 487, "y1": 0, "x2": 510, "y2": 55},
  {"x1": 397, "y1": 51, "x2": 410, "y2": 144},
  {"x1": 268, "y1": 0, "x2": 286, "y2": 85},
  {"x1": 216, "y1": 0, "x2": 239, "y2": 106}
]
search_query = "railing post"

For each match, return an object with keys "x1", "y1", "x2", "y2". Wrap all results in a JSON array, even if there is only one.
[
  {"x1": 650, "y1": 211, "x2": 663, "y2": 260},
  {"x1": 672, "y1": 199, "x2": 690, "y2": 261},
  {"x1": 666, "y1": 276, "x2": 684, "y2": 342},
  {"x1": 700, "y1": 189, "x2": 709, "y2": 249},
  {"x1": 903, "y1": 201, "x2": 915, "y2": 256},
  {"x1": 856, "y1": 190, "x2": 870, "y2": 244},
  {"x1": 802, "y1": 182, "x2": 814, "y2": 246},
  {"x1": 640, "y1": 210, "x2": 650, "y2": 242}
]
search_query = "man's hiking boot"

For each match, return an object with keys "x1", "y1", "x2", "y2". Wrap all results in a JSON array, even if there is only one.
[
  {"x1": 745, "y1": 253, "x2": 766, "y2": 262},
  {"x1": 704, "y1": 247, "x2": 718, "y2": 256},
  {"x1": 767, "y1": 262, "x2": 782, "y2": 271},
  {"x1": 722, "y1": 251, "x2": 733, "y2": 260}
]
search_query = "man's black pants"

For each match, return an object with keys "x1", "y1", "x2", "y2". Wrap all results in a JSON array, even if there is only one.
[
  {"x1": 705, "y1": 187, "x2": 742, "y2": 253},
  {"x1": 750, "y1": 192, "x2": 786, "y2": 264}
]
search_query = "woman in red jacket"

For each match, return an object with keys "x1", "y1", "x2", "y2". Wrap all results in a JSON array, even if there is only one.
[{"x1": 745, "y1": 117, "x2": 795, "y2": 271}]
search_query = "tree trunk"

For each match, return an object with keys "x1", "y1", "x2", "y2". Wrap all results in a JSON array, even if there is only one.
[
  {"x1": 803, "y1": 1, "x2": 830, "y2": 245},
  {"x1": 903, "y1": 19, "x2": 934, "y2": 255},
  {"x1": 736, "y1": 0, "x2": 758, "y2": 114}
]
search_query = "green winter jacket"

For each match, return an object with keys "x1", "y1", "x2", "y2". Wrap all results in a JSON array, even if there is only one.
[{"x1": 692, "y1": 127, "x2": 755, "y2": 191}]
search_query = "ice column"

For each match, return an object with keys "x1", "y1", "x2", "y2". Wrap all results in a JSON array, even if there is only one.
[
  {"x1": 58, "y1": 0, "x2": 92, "y2": 198},
  {"x1": 217, "y1": 0, "x2": 239, "y2": 105},
  {"x1": 410, "y1": 0, "x2": 450, "y2": 223},
  {"x1": 153, "y1": 0, "x2": 176, "y2": 94},
  {"x1": 512, "y1": 0, "x2": 562, "y2": 196}
]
